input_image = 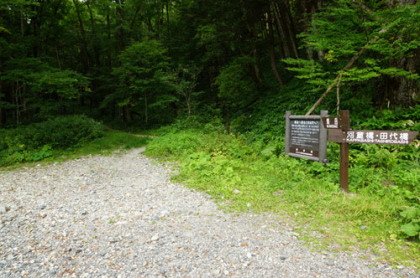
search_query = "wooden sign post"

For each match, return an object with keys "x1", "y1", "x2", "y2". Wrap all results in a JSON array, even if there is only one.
[
  {"x1": 339, "y1": 110, "x2": 350, "y2": 192},
  {"x1": 322, "y1": 110, "x2": 419, "y2": 192}
]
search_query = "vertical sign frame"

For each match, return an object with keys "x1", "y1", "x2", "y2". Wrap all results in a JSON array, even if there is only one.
[
  {"x1": 339, "y1": 110, "x2": 350, "y2": 192},
  {"x1": 285, "y1": 110, "x2": 328, "y2": 163}
]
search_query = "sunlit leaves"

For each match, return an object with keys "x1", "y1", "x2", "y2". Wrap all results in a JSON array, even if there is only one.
[{"x1": 283, "y1": 0, "x2": 420, "y2": 95}]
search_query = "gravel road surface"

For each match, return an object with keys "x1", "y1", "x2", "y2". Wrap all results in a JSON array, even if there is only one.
[{"x1": 0, "y1": 148, "x2": 418, "y2": 277}]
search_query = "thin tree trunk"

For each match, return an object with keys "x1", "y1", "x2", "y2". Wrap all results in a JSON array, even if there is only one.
[
  {"x1": 223, "y1": 106, "x2": 230, "y2": 134},
  {"x1": 0, "y1": 74, "x2": 4, "y2": 125},
  {"x1": 106, "y1": 12, "x2": 112, "y2": 70},
  {"x1": 275, "y1": 0, "x2": 299, "y2": 58},
  {"x1": 31, "y1": 4, "x2": 40, "y2": 57},
  {"x1": 128, "y1": 7, "x2": 140, "y2": 39},
  {"x1": 272, "y1": 5, "x2": 290, "y2": 58},
  {"x1": 267, "y1": 10, "x2": 283, "y2": 86},
  {"x1": 252, "y1": 49, "x2": 262, "y2": 84},
  {"x1": 86, "y1": 0, "x2": 101, "y2": 67},
  {"x1": 187, "y1": 96, "x2": 191, "y2": 116},
  {"x1": 20, "y1": 10, "x2": 24, "y2": 37},
  {"x1": 15, "y1": 82, "x2": 20, "y2": 125},
  {"x1": 166, "y1": 0, "x2": 170, "y2": 45},
  {"x1": 144, "y1": 94, "x2": 148, "y2": 126},
  {"x1": 115, "y1": 0, "x2": 125, "y2": 53},
  {"x1": 119, "y1": 106, "x2": 125, "y2": 123},
  {"x1": 55, "y1": 46, "x2": 62, "y2": 70},
  {"x1": 72, "y1": 0, "x2": 90, "y2": 72}
]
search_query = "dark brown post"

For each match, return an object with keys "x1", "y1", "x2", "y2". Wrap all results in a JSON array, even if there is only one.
[
  {"x1": 284, "y1": 111, "x2": 291, "y2": 156},
  {"x1": 340, "y1": 110, "x2": 350, "y2": 192}
]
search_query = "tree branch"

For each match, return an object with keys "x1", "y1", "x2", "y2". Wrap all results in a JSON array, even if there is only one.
[{"x1": 305, "y1": 29, "x2": 386, "y2": 115}]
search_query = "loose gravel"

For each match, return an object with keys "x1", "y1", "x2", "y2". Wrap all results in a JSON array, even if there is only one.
[{"x1": 0, "y1": 148, "x2": 418, "y2": 278}]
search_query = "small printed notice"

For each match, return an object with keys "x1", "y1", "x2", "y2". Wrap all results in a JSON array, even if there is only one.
[
  {"x1": 290, "y1": 119, "x2": 320, "y2": 157},
  {"x1": 285, "y1": 111, "x2": 328, "y2": 163}
]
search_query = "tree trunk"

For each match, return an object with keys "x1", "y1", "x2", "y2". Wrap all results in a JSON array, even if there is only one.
[
  {"x1": 252, "y1": 48, "x2": 263, "y2": 84},
  {"x1": 294, "y1": 0, "x2": 324, "y2": 60},
  {"x1": 272, "y1": 0, "x2": 299, "y2": 59},
  {"x1": 267, "y1": 9, "x2": 284, "y2": 86},
  {"x1": 144, "y1": 94, "x2": 148, "y2": 126},
  {"x1": 0, "y1": 76, "x2": 5, "y2": 126},
  {"x1": 166, "y1": 0, "x2": 170, "y2": 44},
  {"x1": 119, "y1": 106, "x2": 125, "y2": 123},
  {"x1": 86, "y1": 0, "x2": 101, "y2": 67},
  {"x1": 31, "y1": 4, "x2": 41, "y2": 57},
  {"x1": 55, "y1": 46, "x2": 62, "y2": 70},
  {"x1": 223, "y1": 105, "x2": 230, "y2": 134},
  {"x1": 115, "y1": 0, "x2": 126, "y2": 53},
  {"x1": 106, "y1": 11, "x2": 112, "y2": 70},
  {"x1": 128, "y1": 7, "x2": 140, "y2": 40},
  {"x1": 379, "y1": 51, "x2": 420, "y2": 107},
  {"x1": 72, "y1": 0, "x2": 91, "y2": 73}
]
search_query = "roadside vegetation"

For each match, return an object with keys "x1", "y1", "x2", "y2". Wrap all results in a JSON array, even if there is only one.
[
  {"x1": 0, "y1": 109, "x2": 418, "y2": 269},
  {"x1": 145, "y1": 111, "x2": 420, "y2": 269},
  {"x1": 0, "y1": 115, "x2": 149, "y2": 168}
]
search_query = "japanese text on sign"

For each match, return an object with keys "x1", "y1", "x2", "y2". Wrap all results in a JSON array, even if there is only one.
[
  {"x1": 285, "y1": 111, "x2": 328, "y2": 163},
  {"x1": 344, "y1": 131, "x2": 410, "y2": 145},
  {"x1": 290, "y1": 119, "x2": 320, "y2": 157}
]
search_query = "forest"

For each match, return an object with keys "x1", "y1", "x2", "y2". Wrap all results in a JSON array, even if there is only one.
[
  {"x1": 1, "y1": 0, "x2": 419, "y2": 127},
  {"x1": 1, "y1": 0, "x2": 420, "y2": 266}
]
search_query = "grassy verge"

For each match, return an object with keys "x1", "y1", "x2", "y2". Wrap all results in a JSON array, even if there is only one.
[
  {"x1": 0, "y1": 129, "x2": 149, "y2": 170},
  {"x1": 145, "y1": 128, "x2": 420, "y2": 269}
]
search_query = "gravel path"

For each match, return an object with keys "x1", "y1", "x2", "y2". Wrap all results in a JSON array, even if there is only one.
[{"x1": 0, "y1": 148, "x2": 418, "y2": 278}]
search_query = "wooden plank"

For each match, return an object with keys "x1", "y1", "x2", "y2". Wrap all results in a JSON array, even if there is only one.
[
  {"x1": 287, "y1": 152, "x2": 321, "y2": 161},
  {"x1": 289, "y1": 115, "x2": 323, "y2": 120},
  {"x1": 285, "y1": 111, "x2": 291, "y2": 158},
  {"x1": 339, "y1": 110, "x2": 350, "y2": 192},
  {"x1": 328, "y1": 129, "x2": 346, "y2": 143},
  {"x1": 329, "y1": 130, "x2": 418, "y2": 145}
]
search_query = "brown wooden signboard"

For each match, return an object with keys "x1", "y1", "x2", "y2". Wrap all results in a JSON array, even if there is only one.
[
  {"x1": 328, "y1": 130, "x2": 419, "y2": 145},
  {"x1": 325, "y1": 110, "x2": 418, "y2": 192},
  {"x1": 285, "y1": 110, "x2": 418, "y2": 192},
  {"x1": 328, "y1": 129, "x2": 418, "y2": 145},
  {"x1": 285, "y1": 111, "x2": 328, "y2": 163}
]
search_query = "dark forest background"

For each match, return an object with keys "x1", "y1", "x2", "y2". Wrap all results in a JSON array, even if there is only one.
[{"x1": 1, "y1": 0, "x2": 419, "y2": 130}]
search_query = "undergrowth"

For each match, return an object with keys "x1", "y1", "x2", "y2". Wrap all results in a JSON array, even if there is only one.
[
  {"x1": 145, "y1": 125, "x2": 420, "y2": 269},
  {"x1": 0, "y1": 116, "x2": 149, "y2": 168}
]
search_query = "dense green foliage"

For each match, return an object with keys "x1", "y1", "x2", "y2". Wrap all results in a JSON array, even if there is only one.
[
  {"x1": 0, "y1": 115, "x2": 103, "y2": 165},
  {"x1": 0, "y1": 116, "x2": 149, "y2": 167},
  {"x1": 1, "y1": 0, "x2": 419, "y2": 127}
]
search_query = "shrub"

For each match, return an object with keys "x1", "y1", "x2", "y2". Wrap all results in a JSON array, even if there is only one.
[{"x1": 0, "y1": 115, "x2": 104, "y2": 166}]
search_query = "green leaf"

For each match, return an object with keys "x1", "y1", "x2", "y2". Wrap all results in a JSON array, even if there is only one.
[
  {"x1": 400, "y1": 207, "x2": 419, "y2": 220},
  {"x1": 401, "y1": 223, "x2": 420, "y2": 237}
]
